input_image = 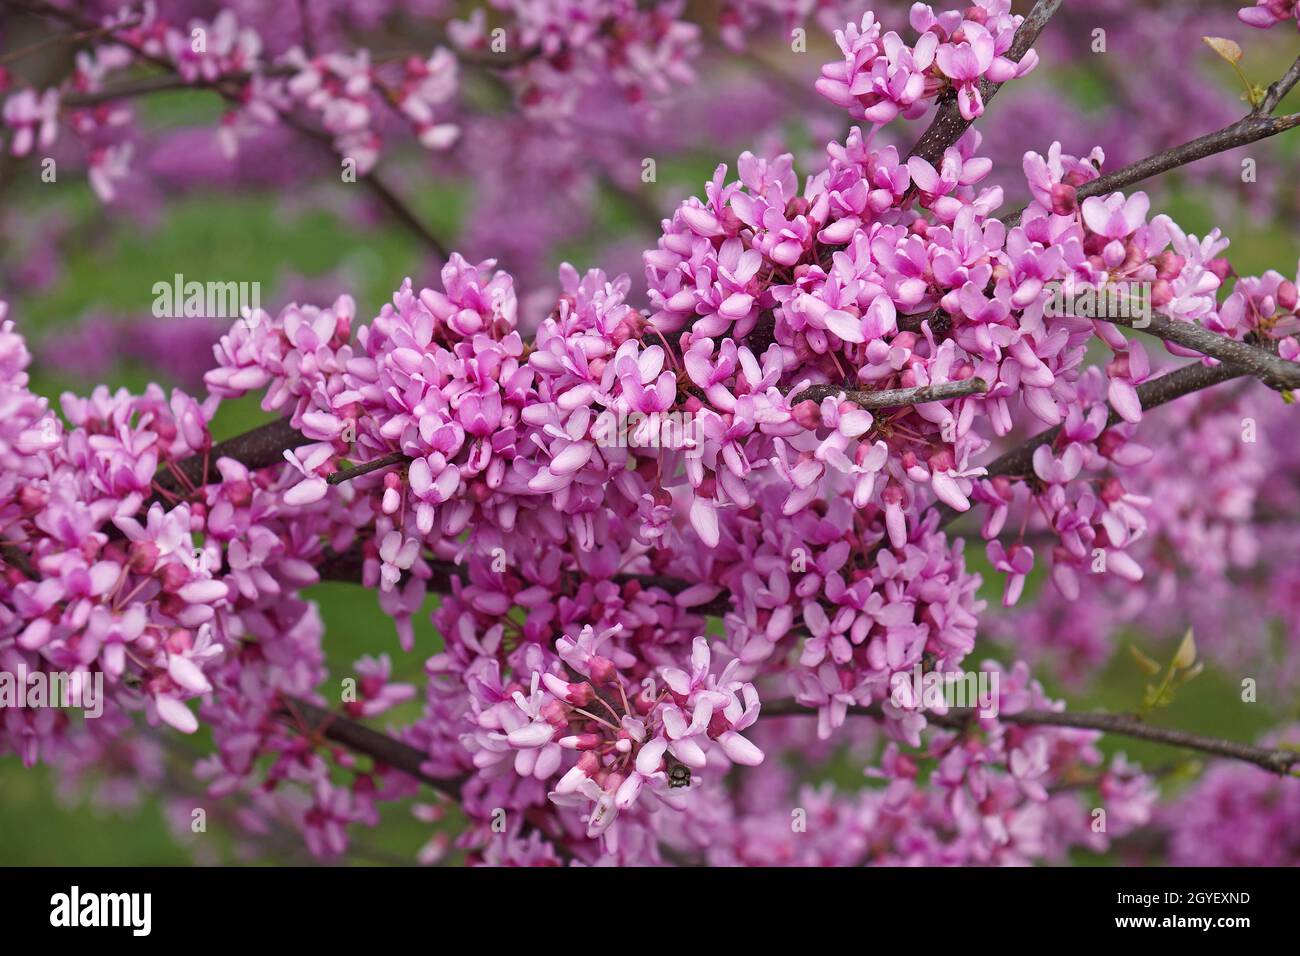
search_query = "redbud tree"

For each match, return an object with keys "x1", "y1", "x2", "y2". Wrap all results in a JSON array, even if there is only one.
[{"x1": 1, "y1": 0, "x2": 1299, "y2": 866}]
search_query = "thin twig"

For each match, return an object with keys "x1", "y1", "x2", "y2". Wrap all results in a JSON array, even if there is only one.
[
  {"x1": 1098, "y1": 312, "x2": 1300, "y2": 392},
  {"x1": 793, "y1": 377, "x2": 987, "y2": 407},
  {"x1": 1001, "y1": 54, "x2": 1300, "y2": 228},
  {"x1": 156, "y1": 417, "x2": 309, "y2": 498},
  {"x1": 327, "y1": 451, "x2": 407, "y2": 485},
  {"x1": 759, "y1": 699, "x2": 1300, "y2": 775},
  {"x1": 277, "y1": 698, "x2": 467, "y2": 799}
]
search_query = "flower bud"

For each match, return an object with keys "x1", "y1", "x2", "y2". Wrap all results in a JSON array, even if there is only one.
[
  {"x1": 227, "y1": 480, "x2": 253, "y2": 507},
  {"x1": 541, "y1": 699, "x2": 570, "y2": 726},
  {"x1": 1150, "y1": 279, "x2": 1173, "y2": 308},
  {"x1": 791, "y1": 399, "x2": 821, "y2": 430},
  {"x1": 1049, "y1": 182, "x2": 1077, "y2": 216},
  {"x1": 1097, "y1": 429, "x2": 1124, "y2": 460},
  {"x1": 160, "y1": 562, "x2": 189, "y2": 592},
  {"x1": 1153, "y1": 251, "x2": 1185, "y2": 280},
  {"x1": 542, "y1": 673, "x2": 595, "y2": 706},
  {"x1": 129, "y1": 541, "x2": 159, "y2": 572},
  {"x1": 1278, "y1": 280, "x2": 1298, "y2": 313},
  {"x1": 1206, "y1": 257, "x2": 1233, "y2": 282},
  {"x1": 164, "y1": 628, "x2": 193, "y2": 654},
  {"x1": 17, "y1": 485, "x2": 46, "y2": 514},
  {"x1": 588, "y1": 655, "x2": 618, "y2": 686}
]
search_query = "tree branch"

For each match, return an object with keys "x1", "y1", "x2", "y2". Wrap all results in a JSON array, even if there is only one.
[
  {"x1": 792, "y1": 377, "x2": 987, "y2": 407},
  {"x1": 1100, "y1": 312, "x2": 1300, "y2": 392},
  {"x1": 278, "y1": 698, "x2": 466, "y2": 799},
  {"x1": 277, "y1": 691, "x2": 1299, "y2": 836},
  {"x1": 1255, "y1": 52, "x2": 1300, "y2": 116},
  {"x1": 154, "y1": 416, "x2": 309, "y2": 499},
  {"x1": 934, "y1": 360, "x2": 1243, "y2": 528}
]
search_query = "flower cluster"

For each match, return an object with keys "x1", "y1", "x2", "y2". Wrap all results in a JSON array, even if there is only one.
[
  {"x1": 449, "y1": 1, "x2": 701, "y2": 120},
  {"x1": 659, "y1": 663, "x2": 1154, "y2": 865},
  {"x1": 1, "y1": 4, "x2": 462, "y2": 194},
  {"x1": 4, "y1": 0, "x2": 1300, "y2": 868},
  {"x1": 816, "y1": 2, "x2": 1039, "y2": 124}
]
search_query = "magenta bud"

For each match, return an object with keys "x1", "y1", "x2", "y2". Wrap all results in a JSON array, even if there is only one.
[
  {"x1": 17, "y1": 485, "x2": 46, "y2": 514},
  {"x1": 1206, "y1": 257, "x2": 1233, "y2": 282},
  {"x1": 541, "y1": 699, "x2": 569, "y2": 725},
  {"x1": 227, "y1": 480, "x2": 253, "y2": 507},
  {"x1": 792, "y1": 399, "x2": 821, "y2": 430},
  {"x1": 589, "y1": 656, "x2": 617, "y2": 686},
  {"x1": 567, "y1": 681, "x2": 595, "y2": 707},
  {"x1": 1049, "y1": 182, "x2": 1077, "y2": 216},
  {"x1": 130, "y1": 540, "x2": 160, "y2": 573},
  {"x1": 1153, "y1": 252, "x2": 1185, "y2": 280},
  {"x1": 1097, "y1": 430, "x2": 1124, "y2": 459},
  {"x1": 164, "y1": 628, "x2": 192, "y2": 654},
  {"x1": 1150, "y1": 279, "x2": 1173, "y2": 308},
  {"x1": 928, "y1": 447, "x2": 955, "y2": 472},
  {"x1": 160, "y1": 562, "x2": 189, "y2": 591},
  {"x1": 1278, "y1": 280, "x2": 1298, "y2": 313}
]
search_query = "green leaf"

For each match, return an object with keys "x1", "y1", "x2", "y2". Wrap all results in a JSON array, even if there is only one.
[
  {"x1": 1171, "y1": 629, "x2": 1197, "y2": 670},
  {"x1": 1202, "y1": 36, "x2": 1243, "y2": 65},
  {"x1": 1128, "y1": 644, "x2": 1162, "y2": 677}
]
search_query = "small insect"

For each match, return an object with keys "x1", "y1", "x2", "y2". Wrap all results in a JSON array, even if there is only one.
[{"x1": 668, "y1": 762, "x2": 691, "y2": 789}]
